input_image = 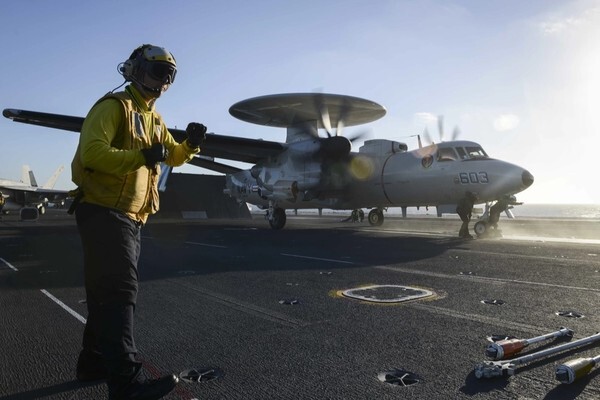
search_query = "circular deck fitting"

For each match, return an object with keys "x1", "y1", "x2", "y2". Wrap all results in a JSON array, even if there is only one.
[
  {"x1": 377, "y1": 369, "x2": 422, "y2": 386},
  {"x1": 279, "y1": 298, "x2": 300, "y2": 305},
  {"x1": 179, "y1": 367, "x2": 223, "y2": 383},
  {"x1": 556, "y1": 310, "x2": 585, "y2": 319},
  {"x1": 342, "y1": 285, "x2": 434, "y2": 303},
  {"x1": 229, "y1": 93, "x2": 386, "y2": 128},
  {"x1": 480, "y1": 299, "x2": 505, "y2": 306},
  {"x1": 459, "y1": 271, "x2": 475, "y2": 276}
]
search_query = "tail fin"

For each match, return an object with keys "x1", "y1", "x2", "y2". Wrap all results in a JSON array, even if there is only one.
[
  {"x1": 21, "y1": 165, "x2": 38, "y2": 187},
  {"x1": 43, "y1": 165, "x2": 65, "y2": 189}
]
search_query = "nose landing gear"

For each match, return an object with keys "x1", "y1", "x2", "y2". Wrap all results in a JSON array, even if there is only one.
[{"x1": 474, "y1": 221, "x2": 488, "y2": 237}]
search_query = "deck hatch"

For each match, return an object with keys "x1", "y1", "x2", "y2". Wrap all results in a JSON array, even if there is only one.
[{"x1": 342, "y1": 285, "x2": 433, "y2": 303}]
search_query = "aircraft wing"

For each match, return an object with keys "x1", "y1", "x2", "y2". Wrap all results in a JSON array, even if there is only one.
[
  {"x1": 0, "y1": 185, "x2": 68, "y2": 195},
  {"x1": 3, "y1": 109, "x2": 85, "y2": 133},
  {"x1": 3, "y1": 108, "x2": 285, "y2": 164},
  {"x1": 170, "y1": 127, "x2": 284, "y2": 164},
  {"x1": 187, "y1": 156, "x2": 243, "y2": 174}
]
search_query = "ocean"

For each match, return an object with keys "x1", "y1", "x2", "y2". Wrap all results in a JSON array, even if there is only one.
[
  {"x1": 507, "y1": 204, "x2": 600, "y2": 219},
  {"x1": 386, "y1": 204, "x2": 600, "y2": 220}
]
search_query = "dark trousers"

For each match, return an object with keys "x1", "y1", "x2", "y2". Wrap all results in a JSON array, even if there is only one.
[
  {"x1": 76, "y1": 203, "x2": 142, "y2": 383},
  {"x1": 458, "y1": 213, "x2": 471, "y2": 237}
]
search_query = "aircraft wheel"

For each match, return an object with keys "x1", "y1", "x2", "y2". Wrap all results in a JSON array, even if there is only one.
[
  {"x1": 269, "y1": 208, "x2": 286, "y2": 230},
  {"x1": 38, "y1": 205, "x2": 46, "y2": 215},
  {"x1": 474, "y1": 221, "x2": 488, "y2": 237},
  {"x1": 368, "y1": 209, "x2": 384, "y2": 227}
]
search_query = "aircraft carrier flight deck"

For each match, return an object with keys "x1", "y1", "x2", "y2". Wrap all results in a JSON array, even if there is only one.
[{"x1": 2, "y1": 210, "x2": 600, "y2": 400}]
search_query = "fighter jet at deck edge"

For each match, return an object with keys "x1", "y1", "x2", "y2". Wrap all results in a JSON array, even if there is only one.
[{"x1": 0, "y1": 165, "x2": 68, "y2": 219}]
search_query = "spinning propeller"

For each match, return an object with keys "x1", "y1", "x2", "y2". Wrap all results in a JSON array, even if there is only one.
[
  {"x1": 422, "y1": 115, "x2": 461, "y2": 145},
  {"x1": 313, "y1": 93, "x2": 370, "y2": 145}
]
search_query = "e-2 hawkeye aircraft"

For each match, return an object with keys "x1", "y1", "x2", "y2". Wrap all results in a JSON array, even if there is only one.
[{"x1": 2, "y1": 92, "x2": 533, "y2": 235}]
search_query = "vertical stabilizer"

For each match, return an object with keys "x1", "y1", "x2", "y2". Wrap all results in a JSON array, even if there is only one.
[
  {"x1": 22, "y1": 165, "x2": 38, "y2": 187},
  {"x1": 43, "y1": 165, "x2": 65, "y2": 189}
]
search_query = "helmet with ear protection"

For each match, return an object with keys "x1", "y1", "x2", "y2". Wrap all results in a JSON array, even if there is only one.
[
  {"x1": 119, "y1": 44, "x2": 177, "y2": 94},
  {"x1": 119, "y1": 58, "x2": 135, "y2": 80}
]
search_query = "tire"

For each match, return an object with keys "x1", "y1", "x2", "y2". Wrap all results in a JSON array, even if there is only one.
[
  {"x1": 368, "y1": 209, "x2": 384, "y2": 227},
  {"x1": 474, "y1": 221, "x2": 487, "y2": 237},
  {"x1": 269, "y1": 208, "x2": 287, "y2": 230}
]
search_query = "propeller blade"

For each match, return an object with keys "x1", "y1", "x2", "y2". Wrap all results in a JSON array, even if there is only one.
[
  {"x1": 335, "y1": 96, "x2": 351, "y2": 137},
  {"x1": 320, "y1": 104, "x2": 333, "y2": 137},
  {"x1": 423, "y1": 127, "x2": 433, "y2": 145},
  {"x1": 346, "y1": 129, "x2": 370, "y2": 143},
  {"x1": 437, "y1": 115, "x2": 444, "y2": 142},
  {"x1": 336, "y1": 119, "x2": 345, "y2": 137},
  {"x1": 312, "y1": 92, "x2": 333, "y2": 138},
  {"x1": 451, "y1": 125, "x2": 461, "y2": 141}
]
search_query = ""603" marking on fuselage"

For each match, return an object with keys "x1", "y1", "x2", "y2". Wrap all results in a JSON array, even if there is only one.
[{"x1": 458, "y1": 172, "x2": 489, "y2": 184}]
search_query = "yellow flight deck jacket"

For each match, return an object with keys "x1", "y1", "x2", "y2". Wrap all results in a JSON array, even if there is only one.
[{"x1": 72, "y1": 85, "x2": 199, "y2": 223}]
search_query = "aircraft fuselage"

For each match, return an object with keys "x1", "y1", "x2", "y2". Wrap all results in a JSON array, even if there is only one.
[{"x1": 224, "y1": 139, "x2": 534, "y2": 214}]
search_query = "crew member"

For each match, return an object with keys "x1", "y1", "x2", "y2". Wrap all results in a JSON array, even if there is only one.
[
  {"x1": 456, "y1": 191, "x2": 477, "y2": 238},
  {"x1": 488, "y1": 195, "x2": 522, "y2": 234},
  {"x1": 72, "y1": 44, "x2": 207, "y2": 400}
]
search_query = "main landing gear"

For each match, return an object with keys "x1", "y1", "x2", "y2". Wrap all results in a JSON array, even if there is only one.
[
  {"x1": 267, "y1": 205, "x2": 286, "y2": 230},
  {"x1": 368, "y1": 209, "x2": 384, "y2": 227}
]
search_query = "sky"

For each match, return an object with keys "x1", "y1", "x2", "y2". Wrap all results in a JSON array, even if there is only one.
[{"x1": 1, "y1": 0, "x2": 599, "y2": 204}]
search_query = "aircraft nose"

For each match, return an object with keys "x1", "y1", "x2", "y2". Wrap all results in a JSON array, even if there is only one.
[{"x1": 522, "y1": 170, "x2": 534, "y2": 188}]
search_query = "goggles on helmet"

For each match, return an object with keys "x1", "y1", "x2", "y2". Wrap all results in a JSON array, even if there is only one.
[{"x1": 147, "y1": 61, "x2": 177, "y2": 84}]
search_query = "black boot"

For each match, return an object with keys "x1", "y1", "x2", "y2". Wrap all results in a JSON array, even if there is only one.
[
  {"x1": 109, "y1": 364, "x2": 178, "y2": 400},
  {"x1": 76, "y1": 349, "x2": 108, "y2": 382}
]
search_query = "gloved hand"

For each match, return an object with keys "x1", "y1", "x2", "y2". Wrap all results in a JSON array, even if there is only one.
[
  {"x1": 141, "y1": 143, "x2": 168, "y2": 167},
  {"x1": 186, "y1": 122, "x2": 207, "y2": 148}
]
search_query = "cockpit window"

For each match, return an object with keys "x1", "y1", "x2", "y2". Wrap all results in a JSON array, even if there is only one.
[
  {"x1": 437, "y1": 147, "x2": 458, "y2": 162},
  {"x1": 465, "y1": 146, "x2": 488, "y2": 158},
  {"x1": 455, "y1": 147, "x2": 468, "y2": 160}
]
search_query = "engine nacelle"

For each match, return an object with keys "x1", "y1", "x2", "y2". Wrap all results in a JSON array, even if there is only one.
[
  {"x1": 359, "y1": 139, "x2": 407, "y2": 156},
  {"x1": 258, "y1": 180, "x2": 298, "y2": 201}
]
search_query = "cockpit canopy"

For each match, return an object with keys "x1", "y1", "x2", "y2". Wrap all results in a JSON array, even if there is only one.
[{"x1": 436, "y1": 142, "x2": 488, "y2": 162}]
